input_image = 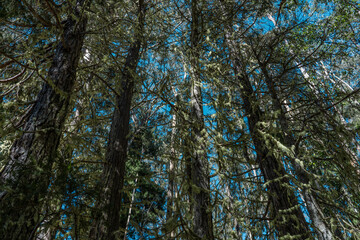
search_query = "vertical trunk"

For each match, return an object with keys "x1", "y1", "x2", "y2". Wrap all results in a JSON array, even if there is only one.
[
  {"x1": 189, "y1": 1, "x2": 214, "y2": 239},
  {"x1": 221, "y1": 4, "x2": 310, "y2": 238},
  {"x1": 0, "y1": 2, "x2": 87, "y2": 239},
  {"x1": 166, "y1": 97, "x2": 177, "y2": 238},
  {"x1": 257, "y1": 16, "x2": 336, "y2": 237},
  {"x1": 248, "y1": 117, "x2": 310, "y2": 238},
  {"x1": 184, "y1": 133, "x2": 193, "y2": 209},
  {"x1": 92, "y1": 1, "x2": 145, "y2": 239},
  {"x1": 37, "y1": 99, "x2": 84, "y2": 239},
  {"x1": 259, "y1": 62, "x2": 334, "y2": 240},
  {"x1": 123, "y1": 177, "x2": 138, "y2": 240}
]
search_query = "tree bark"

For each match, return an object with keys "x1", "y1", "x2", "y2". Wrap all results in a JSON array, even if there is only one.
[
  {"x1": 0, "y1": 2, "x2": 87, "y2": 239},
  {"x1": 91, "y1": 1, "x2": 146, "y2": 239},
  {"x1": 258, "y1": 60, "x2": 334, "y2": 240},
  {"x1": 221, "y1": 4, "x2": 310, "y2": 238},
  {"x1": 189, "y1": 1, "x2": 214, "y2": 239},
  {"x1": 256, "y1": 16, "x2": 336, "y2": 238}
]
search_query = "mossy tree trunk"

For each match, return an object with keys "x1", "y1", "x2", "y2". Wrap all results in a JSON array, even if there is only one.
[{"x1": 0, "y1": 1, "x2": 87, "y2": 239}]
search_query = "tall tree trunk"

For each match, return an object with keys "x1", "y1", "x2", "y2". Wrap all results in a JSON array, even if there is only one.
[
  {"x1": 237, "y1": 62, "x2": 309, "y2": 240},
  {"x1": 221, "y1": 4, "x2": 310, "y2": 238},
  {"x1": 166, "y1": 94, "x2": 178, "y2": 239},
  {"x1": 258, "y1": 16, "x2": 336, "y2": 238},
  {"x1": 91, "y1": 1, "x2": 146, "y2": 239},
  {"x1": 182, "y1": 120, "x2": 193, "y2": 227},
  {"x1": 0, "y1": 2, "x2": 87, "y2": 239},
  {"x1": 258, "y1": 60, "x2": 334, "y2": 240},
  {"x1": 189, "y1": 1, "x2": 214, "y2": 239}
]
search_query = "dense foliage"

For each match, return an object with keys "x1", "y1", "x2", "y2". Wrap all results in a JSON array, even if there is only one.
[{"x1": 1, "y1": 0, "x2": 359, "y2": 239}]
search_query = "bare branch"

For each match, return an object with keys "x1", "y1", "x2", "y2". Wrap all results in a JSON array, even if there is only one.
[{"x1": 0, "y1": 68, "x2": 26, "y2": 84}]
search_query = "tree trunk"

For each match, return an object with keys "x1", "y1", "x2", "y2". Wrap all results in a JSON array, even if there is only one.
[
  {"x1": 123, "y1": 177, "x2": 138, "y2": 240},
  {"x1": 189, "y1": 1, "x2": 214, "y2": 239},
  {"x1": 258, "y1": 61, "x2": 334, "y2": 240},
  {"x1": 91, "y1": 1, "x2": 145, "y2": 239},
  {"x1": 221, "y1": 5, "x2": 310, "y2": 238},
  {"x1": 0, "y1": 2, "x2": 87, "y2": 239},
  {"x1": 254, "y1": 16, "x2": 335, "y2": 237},
  {"x1": 166, "y1": 97, "x2": 178, "y2": 239}
]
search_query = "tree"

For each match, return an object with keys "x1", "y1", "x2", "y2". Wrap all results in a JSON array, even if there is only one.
[
  {"x1": 0, "y1": 1, "x2": 87, "y2": 238},
  {"x1": 91, "y1": 0, "x2": 147, "y2": 239},
  {"x1": 187, "y1": 0, "x2": 214, "y2": 239},
  {"x1": 1, "y1": 0, "x2": 359, "y2": 239}
]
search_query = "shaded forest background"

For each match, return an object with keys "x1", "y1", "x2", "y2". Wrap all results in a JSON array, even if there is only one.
[{"x1": 0, "y1": 0, "x2": 359, "y2": 239}]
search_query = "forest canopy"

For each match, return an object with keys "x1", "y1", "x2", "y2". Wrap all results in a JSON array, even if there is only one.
[{"x1": 0, "y1": 0, "x2": 359, "y2": 239}]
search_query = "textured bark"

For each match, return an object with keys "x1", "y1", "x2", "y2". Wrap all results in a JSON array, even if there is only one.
[
  {"x1": 189, "y1": 1, "x2": 214, "y2": 239},
  {"x1": 91, "y1": 1, "x2": 145, "y2": 239},
  {"x1": 221, "y1": 5, "x2": 310, "y2": 238},
  {"x1": 259, "y1": 62, "x2": 334, "y2": 240},
  {"x1": 184, "y1": 128, "x2": 193, "y2": 212},
  {"x1": 239, "y1": 73, "x2": 309, "y2": 239},
  {"x1": 255, "y1": 16, "x2": 335, "y2": 237},
  {"x1": 0, "y1": 2, "x2": 87, "y2": 239}
]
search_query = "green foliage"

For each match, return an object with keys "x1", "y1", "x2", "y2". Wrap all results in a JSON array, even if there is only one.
[{"x1": 1, "y1": 0, "x2": 360, "y2": 239}]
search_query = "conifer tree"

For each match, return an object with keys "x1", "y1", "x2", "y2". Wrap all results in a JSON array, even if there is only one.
[{"x1": 0, "y1": 1, "x2": 87, "y2": 238}]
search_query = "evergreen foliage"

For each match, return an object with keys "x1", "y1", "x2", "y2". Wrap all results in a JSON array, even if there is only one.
[{"x1": 1, "y1": 0, "x2": 359, "y2": 239}]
